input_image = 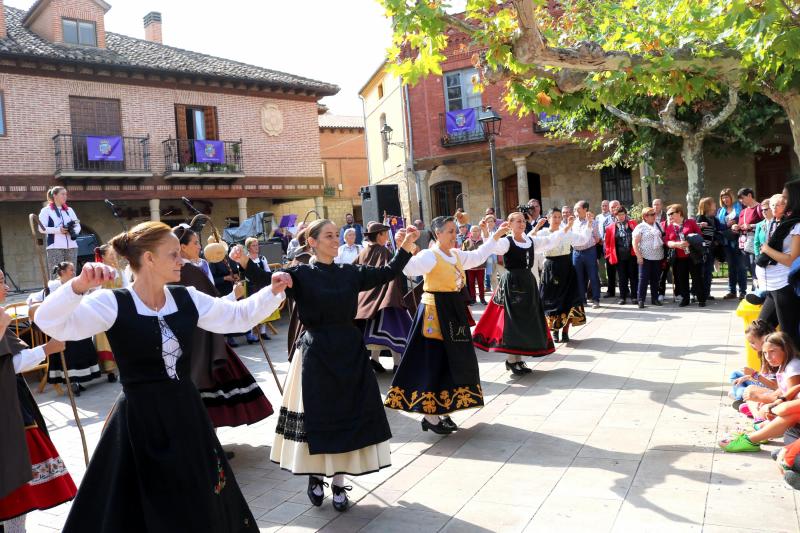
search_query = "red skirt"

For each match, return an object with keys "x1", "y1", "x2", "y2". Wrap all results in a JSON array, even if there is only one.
[{"x1": 0, "y1": 427, "x2": 77, "y2": 521}]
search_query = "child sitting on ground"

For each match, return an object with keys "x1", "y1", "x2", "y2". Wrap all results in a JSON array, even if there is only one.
[
  {"x1": 730, "y1": 320, "x2": 776, "y2": 413},
  {"x1": 720, "y1": 332, "x2": 800, "y2": 452}
]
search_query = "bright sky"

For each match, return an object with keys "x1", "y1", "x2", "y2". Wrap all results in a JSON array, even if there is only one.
[{"x1": 8, "y1": 0, "x2": 395, "y2": 116}]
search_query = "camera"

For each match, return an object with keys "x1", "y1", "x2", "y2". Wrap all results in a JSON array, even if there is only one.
[
  {"x1": 65, "y1": 220, "x2": 80, "y2": 241},
  {"x1": 517, "y1": 205, "x2": 532, "y2": 216}
]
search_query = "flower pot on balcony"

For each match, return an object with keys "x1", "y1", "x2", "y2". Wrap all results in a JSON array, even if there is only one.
[{"x1": 172, "y1": 162, "x2": 181, "y2": 171}]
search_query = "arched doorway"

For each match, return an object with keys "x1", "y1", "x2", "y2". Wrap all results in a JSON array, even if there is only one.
[
  {"x1": 755, "y1": 144, "x2": 792, "y2": 198},
  {"x1": 503, "y1": 173, "x2": 542, "y2": 214},
  {"x1": 430, "y1": 180, "x2": 462, "y2": 218}
]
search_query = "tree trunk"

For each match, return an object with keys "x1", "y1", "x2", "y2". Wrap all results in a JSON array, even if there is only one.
[
  {"x1": 681, "y1": 136, "x2": 705, "y2": 217},
  {"x1": 784, "y1": 93, "x2": 800, "y2": 166}
]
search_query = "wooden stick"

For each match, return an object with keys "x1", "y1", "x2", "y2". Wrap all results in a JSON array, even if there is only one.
[
  {"x1": 254, "y1": 326, "x2": 283, "y2": 394},
  {"x1": 28, "y1": 214, "x2": 90, "y2": 466}
]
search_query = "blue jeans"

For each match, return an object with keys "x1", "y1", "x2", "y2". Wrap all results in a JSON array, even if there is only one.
[
  {"x1": 724, "y1": 246, "x2": 747, "y2": 296},
  {"x1": 729, "y1": 370, "x2": 766, "y2": 401},
  {"x1": 573, "y1": 247, "x2": 601, "y2": 304},
  {"x1": 693, "y1": 252, "x2": 715, "y2": 300},
  {"x1": 637, "y1": 259, "x2": 661, "y2": 304}
]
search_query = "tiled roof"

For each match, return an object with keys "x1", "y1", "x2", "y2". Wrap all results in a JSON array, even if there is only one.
[
  {"x1": 0, "y1": 6, "x2": 339, "y2": 97},
  {"x1": 318, "y1": 114, "x2": 364, "y2": 129}
]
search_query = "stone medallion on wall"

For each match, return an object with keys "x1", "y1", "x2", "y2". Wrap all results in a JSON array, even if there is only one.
[{"x1": 260, "y1": 104, "x2": 284, "y2": 137}]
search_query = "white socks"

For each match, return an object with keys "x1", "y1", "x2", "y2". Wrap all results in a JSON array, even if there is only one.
[
  {"x1": 424, "y1": 414, "x2": 441, "y2": 424},
  {"x1": 370, "y1": 350, "x2": 381, "y2": 362},
  {"x1": 506, "y1": 354, "x2": 522, "y2": 364},
  {"x1": 332, "y1": 474, "x2": 347, "y2": 503},
  {"x1": 311, "y1": 475, "x2": 324, "y2": 497},
  {"x1": 3, "y1": 515, "x2": 26, "y2": 533}
]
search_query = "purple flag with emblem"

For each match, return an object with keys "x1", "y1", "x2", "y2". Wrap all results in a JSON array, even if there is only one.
[
  {"x1": 193, "y1": 140, "x2": 225, "y2": 164},
  {"x1": 87, "y1": 136, "x2": 123, "y2": 161},
  {"x1": 445, "y1": 108, "x2": 476, "y2": 135}
]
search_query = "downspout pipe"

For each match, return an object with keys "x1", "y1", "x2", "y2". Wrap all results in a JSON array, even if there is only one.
[{"x1": 403, "y1": 82, "x2": 424, "y2": 221}]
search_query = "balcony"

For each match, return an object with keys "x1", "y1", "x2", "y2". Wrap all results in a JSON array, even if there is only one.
[
  {"x1": 53, "y1": 132, "x2": 152, "y2": 179},
  {"x1": 439, "y1": 106, "x2": 487, "y2": 147},
  {"x1": 162, "y1": 138, "x2": 244, "y2": 180}
]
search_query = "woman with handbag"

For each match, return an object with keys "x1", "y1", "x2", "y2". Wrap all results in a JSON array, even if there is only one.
[
  {"x1": 717, "y1": 188, "x2": 746, "y2": 299},
  {"x1": 665, "y1": 204, "x2": 706, "y2": 307},
  {"x1": 695, "y1": 197, "x2": 723, "y2": 303}
]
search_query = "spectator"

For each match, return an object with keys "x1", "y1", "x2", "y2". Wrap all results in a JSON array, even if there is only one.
[
  {"x1": 603, "y1": 200, "x2": 621, "y2": 298},
  {"x1": 272, "y1": 228, "x2": 289, "y2": 253},
  {"x1": 604, "y1": 206, "x2": 638, "y2": 305},
  {"x1": 595, "y1": 200, "x2": 612, "y2": 285},
  {"x1": 457, "y1": 223, "x2": 469, "y2": 247},
  {"x1": 652, "y1": 198, "x2": 667, "y2": 224},
  {"x1": 650, "y1": 199, "x2": 670, "y2": 303},
  {"x1": 462, "y1": 226, "x2": 487, "y2": 304},
  {"x1": 485, "y1": 207, "x2": 495, "y2": 217},
  {"x1": 717, "y1": 188, "x2": 746, "y2": 299},
  {"x1": 749, "y1": 197, "x2": 774, "y2": 304},
  {"x1": 632, "y1": 207, "x2": 665, "y2": 307},
  {"x1": 335, "y1": 227, "x2": 363, "y2": 264},
  {"x1": 736, "y1": 187, "x2": 764, "y2": 291},
  {"x1": 482, "y1": 215, "x2": 499, "y2": 291},
  {"x1": 286, "y1": 222, "x2": 307, "y2": 259},
  {"x1": 209, "y1": 255, "x2": 242, "y2": 347},
  {"x1": 729, "y1": 319, "x2": 776, "y2": 408},
  {"x1": 695, "y1": 197, "x2": 723, "y2": 303},
  {"x1": 757, "y1": 183, "x2": 800, "y2": 349},
  {"x1": 38, "y1": 186, "x2": 81, "y2": 277},
  {"x1": 665, "y1": 203, "x2": 705, "y2": 307},
  {"x1": 339, "y1": 213, "x2": 364, "y2": 245},
  {"x1": 244, "y1": 237, "x2": 272, "y2": 342},
  {"x1": 571, "y1": 200, "x2": 602, "y2": 309},
  {"x1": 414, "y1": 219, "x2": 431, "y2": 250},
  {"x1": 560, "y1": 205, "x2": 573, "y2": 228}
]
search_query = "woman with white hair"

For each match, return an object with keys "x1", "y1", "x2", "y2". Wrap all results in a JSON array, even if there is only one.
[{"x1": 335, "y1": 227, "x2": 362, "y2": 264}]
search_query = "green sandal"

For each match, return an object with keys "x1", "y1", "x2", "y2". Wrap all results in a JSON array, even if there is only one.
[{"x1": 720, "y1": 433, "x2": 761, "y2": 453}]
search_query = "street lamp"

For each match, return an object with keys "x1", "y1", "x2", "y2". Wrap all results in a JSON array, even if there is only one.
[
  {"x1": 380, "y1": 124, "x2": 405, "y2": 148},
  {"x1": 478, "y1": 106, "x2": 502, "y2": 216}
]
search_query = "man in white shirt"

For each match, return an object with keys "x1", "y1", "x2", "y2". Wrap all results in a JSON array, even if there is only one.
[{"x1": 595, "y1": 200, "x2": 612, "y2": 285}]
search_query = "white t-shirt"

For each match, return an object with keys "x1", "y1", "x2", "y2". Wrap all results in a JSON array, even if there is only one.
[
  {"x1": 760, "y1": 223, "x2": 800, "y2": 291},
  {"x1": 777, "y1": 357, "x2": 800, "y2": 394}
]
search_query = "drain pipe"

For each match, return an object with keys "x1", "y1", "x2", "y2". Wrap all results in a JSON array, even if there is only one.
[{"x1": 403, "y1": 82, "x2": 424, "y2": 221}]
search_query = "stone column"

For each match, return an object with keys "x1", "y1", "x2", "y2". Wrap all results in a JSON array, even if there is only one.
[
  {"x1": 314, "y1": 196, "x2": 325, "y2": 219},
  {"x1": 237, "y1": 197, "x2": 248, "y2": 223},
  {"x1": 512, "y1": 156, "x2": 529, "y2": 206},
  {"x1": 415, "y1": 170, "x2": 431, "y2": 222},
  {"x1": 149, "y1": 198, "x2": 160, "y2": 222}
]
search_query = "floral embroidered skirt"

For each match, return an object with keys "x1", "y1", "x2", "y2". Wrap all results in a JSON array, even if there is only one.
[
  {"x1": 270, "y1": 349, "x2": 391, "y2": 477},
  {"x1": 0, "y1": 427, "x2": 77, "y2": 521},
  {"x1": 363, "y1": 307, "x2": 412, "y2": 358},
  {"x1": 385, "y1": 303, "x2": 484, "y2": 416},
  {"x1": 540, "y1": 254, "x2": 586, "y2": 331}
]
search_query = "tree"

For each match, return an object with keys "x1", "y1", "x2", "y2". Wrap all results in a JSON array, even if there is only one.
[{"x1": 382, "y1": 0, "x2": 800, "y2": 207}]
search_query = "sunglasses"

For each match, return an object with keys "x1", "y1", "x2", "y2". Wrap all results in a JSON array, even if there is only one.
[{"x1": 667, "y1": 212, "x2": 676, "y2": 216}]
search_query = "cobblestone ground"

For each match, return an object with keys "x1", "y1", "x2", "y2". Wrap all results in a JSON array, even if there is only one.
[{"x1": 16, "y1": 279, "x2": 800, "y2": 532}]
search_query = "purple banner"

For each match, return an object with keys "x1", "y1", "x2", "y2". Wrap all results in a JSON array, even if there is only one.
[
  {"x1": 194, "y1": 140, "x2": 225, "y2": 164},
  {"x1": 445, "y1": 108, "x2": 476, "y2": 135},
  {"x1": 279, "y1": 214, "x2": 298, "y2": 228},
  {"x1": 87, "y1": 136, "x2": 123, "y2": 161}
]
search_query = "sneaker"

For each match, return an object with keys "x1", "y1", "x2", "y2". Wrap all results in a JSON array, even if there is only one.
[
  {"x1": 719, "y1": 433, "x2": 761, "y2": 452},
  {"x1": 745, "y1": 293, "x2": 766, "y2": 305},
  {"x1": 592, "y1": 301, "x2": 600, "y2": 309},
  {"x1": 739, "y1": 403, "x2": 753, "y2": 418},
  {"x1": 657, "y1": 294, "x2": 664, "y2": 304}
]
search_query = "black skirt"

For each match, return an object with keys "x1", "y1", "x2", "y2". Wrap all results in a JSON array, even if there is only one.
[
  {"x1": 47, "y1": 339, "x2": 101, "y2": 384},
  {"x1": 62, "y1": 379, "x2": 257, "y2": 533},
  {"x1": 540, "y1": 254, "x2": 586, "y2": 330}
]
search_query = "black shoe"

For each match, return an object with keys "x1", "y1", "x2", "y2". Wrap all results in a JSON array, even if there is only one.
[
  {"x1": 71, "y1": 382, "x2": 81, "y2": 397},
  {"x1": 260, "y1": 333, "x2": 271, "y2": 340},
  {"x1": 307, "y1": 476, "x2": 328, "y2": 507},
  {"x1": 699, "y1": 301, "x2": 707, "y2": 308},
  {"x1": 603, "y1": 292, "x2": 615, "y2": 299},
  {"x1": 421, "y1": 418, "x2": 453, "y2": 435},
  {"x1": 369, "y1": 359, "x2": 386, "y2": 373},
  {"x1": 679, "y1": 299, "x2": 690, "y2": 307},
  {"x1": 441, "y1": 416, "x2": 458, "y2": 432},
  {"x1": 505, "y1": 360, "x2": 527, "y2": 376},
  {"x1": 331, "y1": 484, "x2": 352, "y2": 512},
  {"x1": 107, "y1": 373, "x2": 117, "y2": 383},
  {"x1": 561, "y1": 330, "x2": 569, "y2": 343},
  {"x1": 516, "y1": 361, "x2": 533, "y2": 374},
  {"x1": 617, "y1": 299, "x2": 627, "y2": 305},
  {"x1": 638, "y1": 301, "x2": 645, "y2": 309},
  {"x1": 224, "y1": 450, "x2": 235, "y2": 460},
  {"x1": 651, "y1": 298, "x2": 663, "y2": 306},
  {"x1": 552, "y1": 330, "x2": 560, "y2": 343},
  {"x1": 732, "y1": 399, "x2": 744, "y2": 412},
  {"x1": 745, "y1": 293, "x2": 766, "y2": 305}
]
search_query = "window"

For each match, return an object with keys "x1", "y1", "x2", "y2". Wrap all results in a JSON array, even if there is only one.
[
  {"x1": 443, "y1": 68, "x2": 481, "y2": 112},
  {"x1": 62, "y1": 19, "x2": 97, "y2": 46},
  {"x1": 379, "y1": 113, "x2": 388, "y2": 161},
  {"x1": 600, "y1": 166, "x2": 634, "y2": 207},
  {"x1": 431, "y1": 180, "x2": 463, "y2": 218},
  {"x1": 377, "y1": 84, "x2": 384, "y2": 99},
  {"x1": 0, "y1": 92, "x2": 5, "y2": 136}
]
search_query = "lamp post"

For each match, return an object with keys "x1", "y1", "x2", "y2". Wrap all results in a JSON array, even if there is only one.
[{"x1": 478, "y1": 106, "x2": 502, "y2": 217}]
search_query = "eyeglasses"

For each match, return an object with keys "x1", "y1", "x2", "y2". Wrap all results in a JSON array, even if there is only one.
[{"x1": 667, "y1": 211, "x2": 676, "y2": 216}]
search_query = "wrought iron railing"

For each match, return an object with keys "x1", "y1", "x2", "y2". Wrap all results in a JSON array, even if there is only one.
[
  {"x1": 438, "y1": 106, "x2": 486, "y2": 147},
  {"x1": 53, "y1": 132, "x2": 151, "y2": 173},
  {"x1": 162, "y1": 138, "x2": 244, "y2": 174}
]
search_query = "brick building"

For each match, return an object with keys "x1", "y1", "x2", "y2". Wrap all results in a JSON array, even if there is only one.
[
  {"x1": 0, "y1": 0, "x2": 338, "y2": 289},
  {"x1": 364, "y1": 22, "x2": 798, "y2": 222},
  {"x1": 318, "y1": 113, "x2": 368, "y2": 223}
]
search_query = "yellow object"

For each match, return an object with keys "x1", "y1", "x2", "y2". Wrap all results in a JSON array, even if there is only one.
[
  {"x1": 419, "y1": 251, "x2": 466, "y2": 341},
  {"x1": 736, "y1": 299, "x2": 763, "y2": 371}
]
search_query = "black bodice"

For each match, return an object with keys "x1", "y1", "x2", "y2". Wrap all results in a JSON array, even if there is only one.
[
  {"x1": 105, "y1": 286, "x2": 199, "y2": 386},
  {"x1": 503, "y1": 236, "x2": 535, "y2": 270}
]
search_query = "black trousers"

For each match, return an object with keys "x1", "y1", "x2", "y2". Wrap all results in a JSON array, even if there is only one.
[
  {"x1": 616, "y1": 257, "x2": 638, "y2": 300},
  {"x1": 759, "y1": 284, "x2": 800, "y2": 349},
  {"x1": 605, "y1": 259, "x2": 617, "y2": 296},
  {"x1": 673, "y1": 258, "x2": 704, "y2": 303}
]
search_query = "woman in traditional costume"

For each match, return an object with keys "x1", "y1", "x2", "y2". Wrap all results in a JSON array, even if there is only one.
[
  {"x1": 385, "y1": 216, "x2": 511, "y2": 434},
  {"x1": 0, "y1": 270, "x2": 77, "y2": 533},
  {"x1": 93, "y1": 245, "x2": 129, "y2": 383},
  {"x1": 472, "y1": 212, "x2": 575, "y2": 375},
  {"x1": 34, "y1": 221, "x2": 289, "y2": 533},
  {"x1": 242, "y1": 237, "x2": 277, "y2": 342},
  {"x1": 28, "y1": 262, "x2": 101, "y2": 396},
  {"x1": 536, "y1": 208, "x2": 594, "y2": 344},
  {"x1": 173, "y1": 226, "x2": 273, "y2": 432},
  {"x1": 231, "y1": 219, "x2": 418, "y2": 513},
  {"x1": 284, "y1": 230, "x2": 312, "y2": 361},
  {"x1": 354, "y1": 222, "x2": 413, "y2": 373}
]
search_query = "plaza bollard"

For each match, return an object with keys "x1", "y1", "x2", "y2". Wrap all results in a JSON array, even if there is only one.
[{"x1": 735, "y1": 299, "x2": 763, "y2": 371}]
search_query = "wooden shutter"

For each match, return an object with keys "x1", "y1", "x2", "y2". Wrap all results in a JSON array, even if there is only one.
[{"x1": 203, "y1": 106, "x2": 218, "y2": 140}]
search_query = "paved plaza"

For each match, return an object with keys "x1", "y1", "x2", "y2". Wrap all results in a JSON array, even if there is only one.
[{"x1": 18, "y1": 279, "x2": 800, "y2": 532}]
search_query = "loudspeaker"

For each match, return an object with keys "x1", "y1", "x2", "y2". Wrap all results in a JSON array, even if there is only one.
[{"x1": 360, "y1": 184, "x2": 402, "y2": 224}]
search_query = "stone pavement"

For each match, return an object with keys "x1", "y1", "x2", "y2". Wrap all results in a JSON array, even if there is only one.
[{"x1": 17, "y1": 279, "x2": 800, "y2": 532}]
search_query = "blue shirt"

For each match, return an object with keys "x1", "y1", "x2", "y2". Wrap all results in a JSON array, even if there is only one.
[{"x1": 339, "y1": 223, "x2": 364, "y2": 245}]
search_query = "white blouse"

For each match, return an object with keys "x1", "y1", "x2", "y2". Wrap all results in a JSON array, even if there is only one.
[
  {"x1": 13, "y1": 346, "x2": 46, "y2": 374},
  {"x1": 536, "y1": 225, "x2": 594, "y2": 257},
  {"x1": 495, "y1": 231, "x2": 568, "y2": 256},
  {"x1": 402, "y1": 240, "x2": 500, "y2": 277},
  {"x1": 34, "y1": 279, "x2": 284, "y2": 380}
]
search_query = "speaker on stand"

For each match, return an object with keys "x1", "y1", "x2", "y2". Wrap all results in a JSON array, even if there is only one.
[{"x1": 360, "y1": 184, "x2": 402, "y2": 224}]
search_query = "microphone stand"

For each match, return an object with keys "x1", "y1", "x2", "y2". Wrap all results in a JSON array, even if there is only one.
[{"x1": 104, "y1": 199, "x2": 128, "y2": 232}]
